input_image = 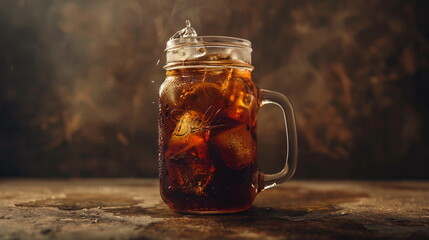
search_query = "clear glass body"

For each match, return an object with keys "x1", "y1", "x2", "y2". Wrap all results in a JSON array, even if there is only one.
[{"x1": 159, "y1": 66, "x2": 260, "y2": 213}]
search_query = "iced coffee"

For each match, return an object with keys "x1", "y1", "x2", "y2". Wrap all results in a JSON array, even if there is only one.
[
  {"x1": 158, "y1": 21, "x2": 298, "y2": 214},
  {"x1": 159, "y1": 64, "x2": 259, "y2": 212}
]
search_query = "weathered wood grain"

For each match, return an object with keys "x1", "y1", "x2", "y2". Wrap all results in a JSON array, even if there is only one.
[{"x1": 0, "y1": 179, "x2": 428, "y2": 239}]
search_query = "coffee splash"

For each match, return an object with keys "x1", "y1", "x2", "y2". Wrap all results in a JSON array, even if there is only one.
[{"x1": 169, "y1": 20, "x2": 198, "y2": 40}]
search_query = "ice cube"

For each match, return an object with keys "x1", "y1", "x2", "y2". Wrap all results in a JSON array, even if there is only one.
[
  {"x1": 160, "y1": 75, "x2": 186, "y2": 107},
  {"x1": 165, "y1": 110, "x2": 215, "y2": 195},
  {"x1": 209, "y1": 124, "x2": 256, "y2": 169},
  {"x1": 179, "y1": 82, "x2": 224, "y2": 117},
  {"x1": 171, "y1": 110, "x2": 206, "y2": 137},
  {"x1": 167, "y1": 110, "x2": 208, "y2": 161},
  {"x1": 222, "y1": 78, "x2": 256, "y2": 122},
  {"x1": 167, "y1": 135, "x2": 214, "y2": 196}
]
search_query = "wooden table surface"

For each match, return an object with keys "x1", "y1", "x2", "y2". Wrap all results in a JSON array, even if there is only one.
[{"x1": 0, "y1": 179, "x2": 428, "y2": 240}]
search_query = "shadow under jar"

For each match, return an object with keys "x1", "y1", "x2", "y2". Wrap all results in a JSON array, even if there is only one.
[{"x1": 158, "y1": 36, "x2": 298, "y2": 214}]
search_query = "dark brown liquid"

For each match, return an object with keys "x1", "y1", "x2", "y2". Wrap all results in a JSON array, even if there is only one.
[{"x1": 158, "y1": 67, "x2": 260, "y2": 213}]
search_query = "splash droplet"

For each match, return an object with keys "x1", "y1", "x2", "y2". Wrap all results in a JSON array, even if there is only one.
[{"x1": 169, "y1": 20, "x2": 198, "y2": 40}]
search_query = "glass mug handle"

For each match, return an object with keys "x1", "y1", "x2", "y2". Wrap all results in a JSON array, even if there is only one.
[{"x1": 258, "y1": 89, "x2": 298, "y2": 191}]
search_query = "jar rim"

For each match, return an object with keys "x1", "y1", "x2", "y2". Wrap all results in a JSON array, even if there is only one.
[{"x1": 165, "y1": 36, "x2": 252, "y2": 51}]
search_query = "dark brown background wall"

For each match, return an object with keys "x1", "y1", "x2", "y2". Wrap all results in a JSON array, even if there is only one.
[{"x1": 1, "y1": 0, "x2": 428, "y2": 179}]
